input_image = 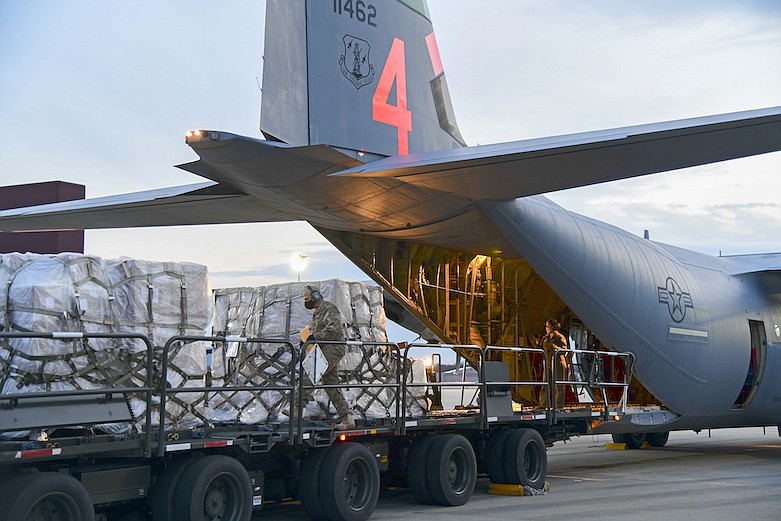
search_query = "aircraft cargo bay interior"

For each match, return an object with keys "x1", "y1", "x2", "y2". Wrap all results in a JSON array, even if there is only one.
[{"x1": 322, "y1": 228, "x2": 662, "y2": 409}]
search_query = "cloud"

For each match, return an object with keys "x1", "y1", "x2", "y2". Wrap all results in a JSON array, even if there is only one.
[{"x1": 209, "y1": 249, "x2": 370, "y2": 289}]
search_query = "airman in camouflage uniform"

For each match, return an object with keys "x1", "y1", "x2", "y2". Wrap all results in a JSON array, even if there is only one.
[
  {"x1": 303, "y1": 286, "x2": 355, "y2": 430},
  {"x1": 538, "y1": 318, "x2": 569, "y2": 409}
]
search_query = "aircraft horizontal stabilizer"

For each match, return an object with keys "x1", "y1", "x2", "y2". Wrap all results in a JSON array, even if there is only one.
[
  {"x1": 333, "y1": 106, "x2": 781, "y2": 201},
  {"x1": 180, "y1": 131, "x2": 362, "y2": 192},
  {"x1": 0, "y1": 182, "x2": 292, "y2": 232}
]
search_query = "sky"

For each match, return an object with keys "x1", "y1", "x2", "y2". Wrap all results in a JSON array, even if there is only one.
[{"x1": 1, "y1": 1, "x2": 780, "y2": 343}]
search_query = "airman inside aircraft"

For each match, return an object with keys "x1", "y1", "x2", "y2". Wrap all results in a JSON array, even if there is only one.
[{"x1": 538, "y1": 319, "x2": 569, "y2": 409}]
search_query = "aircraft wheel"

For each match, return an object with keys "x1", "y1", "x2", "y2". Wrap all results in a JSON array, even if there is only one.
[
  {"x1": 299, "y1": 448, "x2": 329, "y2": 521},
  {"x1": 406, "y1": 435, "x2": 437, "y2": 505},
  {"x1": 612, "y1": 433, "x2": 646, "y2": 449},
  {"x1": 0, "y1": 472, "x2": 95, "y2": 521},
  {"x1": 173, "y1": 455, "x2": 253, "y2": 521},
  {"x1": 149, "y1": 457, "x2": 196, "y2": 521},
  {"x1": 424, "y1": 434, "x2": 477, "y2": 507},
  {"x1": 318, "y1": 442, "x2": 380, "y2": 521},
  {"x1": 502, "y1": 429, "x2": 547, "y2": 489},
  {"x1": 647, "y1": 432, "x2": 670, "y2": 447},
  {"x1": 485, "y1": 429, "x2": 513, "y2": 483}
]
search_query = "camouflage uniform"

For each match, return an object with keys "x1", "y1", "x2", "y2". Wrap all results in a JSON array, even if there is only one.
[
  {"x1": 538, "y1": 330, "x2": 569, "y2": 408},
  {"x1": 311, "y1": 300, "x2": 350, "y2": 421}
]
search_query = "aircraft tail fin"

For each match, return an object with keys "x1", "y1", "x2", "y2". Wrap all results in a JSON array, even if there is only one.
[{"x1": 260, "y1": 0, "x2": 465, "y2": 157}]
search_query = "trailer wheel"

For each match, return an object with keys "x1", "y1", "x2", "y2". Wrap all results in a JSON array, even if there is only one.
[
  {"x1": 647, "y1": 432, "x2": 670, "y2": 447},
  {"x1": 406, "y1": 435, "x2": 437, "y2": 505},
  {"x1": 485, "y1": 429, "x2": 513, "y2": 483},
  {"x1": 612, "y1": 433, "x2": 646, "y2": 449},
  {"x1": 502, "y1": 429, "x2": 547, "y2": 489},
  {"x1": 0, "y1": 472, "x2": 95, "y2": 521},
  {"x1": 173, "y1": 455, "x2": 253, "y2": 521},
  {"x1": 318, "y1": 442, "x2": 380, "y2": 521},
  {"x1": 299, "y1": 448, "x2": 329, "y2": 521},
  {"x1": 149, "y1": 457, "x2": 195, "y2": 521},
  {"x1": 424, "y1": 434, "x2": 477, "y2": 507}
]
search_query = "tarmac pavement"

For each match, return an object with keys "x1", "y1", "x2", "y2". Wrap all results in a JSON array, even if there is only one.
[{"x1": 257, "y1": 427, "x2": 781, "y2": 521}]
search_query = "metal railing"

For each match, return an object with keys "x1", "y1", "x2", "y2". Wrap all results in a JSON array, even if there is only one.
[
  {"x1": 552, "y1": 348, "x2": 636, "y2": 423},
  {"x1": 483, "y1": 345, "x2": 551, "y2": 425},
  {"x1": 400, "y1": 343, "x2": 551, "y2": 431},
  {"x1": 0, "y1": 332, "x2": 156, "y2": 457},
  {"x1": 294, "y1": 338, "x2": 404, "y2": 441},
  {"x1": 1, "y1": 332, "x2": 636, "y2": 458},
  {"x1": 157, "y1": 335, "x2": 296, "y2": 456}
]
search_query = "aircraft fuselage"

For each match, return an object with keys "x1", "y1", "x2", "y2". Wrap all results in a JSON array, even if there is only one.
[{"x1": 485, "y1": 196, "x2": 781, "y2": 430}]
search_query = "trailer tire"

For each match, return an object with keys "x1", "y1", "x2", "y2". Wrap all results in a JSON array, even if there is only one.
[
  {"x1": 647, "y1": 432, "x2": 670, "y2": 447},
  {"x1": 612, "y1": 433, "x2": 646, "y2": 449},
  {"x1": 318, "y1": 442, "x2": 380, "y2": 521},
  {"x1": 485, "y1": 429, "x2": 513, "y2": 483},
  {"x1": 406, "y1": 435, "x2": 437, "y2": 505},
  {"x1": 172, "y1": 455, "x2": 253, "y2": 521},
  {"x1": 150, "y1": 457, "x2": 195, "y2": 521},
  {"x1": 502, "y1": 429, "x2": 547, "y2": 489},
  {"x1": 0, "y1": 472, "x2": 95, "y2": 521},
  {"x1": 424, "y1": 434, "x2": 477, "y2": 507},
  {"x1": 299, "y1": 448, "x2": 329, "y2": 521}
]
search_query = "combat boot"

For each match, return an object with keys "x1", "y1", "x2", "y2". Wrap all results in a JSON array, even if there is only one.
[{"x1": 334, "y1": 413, "x2": 355, "y2": 431}]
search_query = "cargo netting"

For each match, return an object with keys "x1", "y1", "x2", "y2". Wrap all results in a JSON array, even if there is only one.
[
  {"x1": 211, "y1": 279, "x2": 428, "y2": 423},
  {"x1": 0, "y1": 253, "x2": 212, "y2": 436}
]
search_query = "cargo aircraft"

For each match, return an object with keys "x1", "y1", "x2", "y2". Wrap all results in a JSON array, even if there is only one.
[{"x1": 2, "y1": 0, "x2": 780, "y2": 440}]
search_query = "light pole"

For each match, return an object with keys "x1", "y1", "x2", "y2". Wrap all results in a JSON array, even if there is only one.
[{"x1": 291, "y1": 253, "x2": 309, "y2": 282}]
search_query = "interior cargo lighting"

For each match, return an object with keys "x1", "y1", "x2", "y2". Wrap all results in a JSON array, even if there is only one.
[
  {"x1": 423, "y1": 357, "x2": 433, "y2": 368},
  {"x1": 185, "y1": 131, "x2": 193, "y2": 138}
]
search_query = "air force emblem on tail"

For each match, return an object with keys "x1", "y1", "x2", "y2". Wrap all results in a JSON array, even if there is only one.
[{"x1": 340, "y1": 34, "x2": 375, "y2": 89}]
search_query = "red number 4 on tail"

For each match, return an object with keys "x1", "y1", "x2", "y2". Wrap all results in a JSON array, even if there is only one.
[{"x1": 372, "y1": 38, "x2": 412, "y2": 155}]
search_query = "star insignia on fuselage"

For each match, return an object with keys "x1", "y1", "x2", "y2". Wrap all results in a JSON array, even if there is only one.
[{"x1": 657, "y1": 277, "x2": 693, "y2": 323}]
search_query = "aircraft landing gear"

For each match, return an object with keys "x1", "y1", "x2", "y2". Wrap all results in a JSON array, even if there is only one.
[{"x1": 612, "y1": 432, "x2": 670, "y2": 449}]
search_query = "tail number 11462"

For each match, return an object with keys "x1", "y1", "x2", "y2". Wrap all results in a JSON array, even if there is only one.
[{"x1": 333, "y1": 0, "x2": 377, "y2": 27}]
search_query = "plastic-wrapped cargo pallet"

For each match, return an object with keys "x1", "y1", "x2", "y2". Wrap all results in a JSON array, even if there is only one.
[
  {"x1": 0, "y1": 252, "x2": 212, "y2": 435},
  {"x1": 211, "y1": 279, "x2": 428, "y2": 424}
]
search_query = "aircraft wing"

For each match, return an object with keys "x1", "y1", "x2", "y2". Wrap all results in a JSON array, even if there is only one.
[
  {"x1": 724, "y1": 251, "x2": 781, "y2": 275},
  {"x1": 0, "y1": 182, "x2": 293, "y2": 231},
  {"x1": 0, "y1": 135, "x2": 361, "y2": 233},
  {"x1": 333, "y1": 106, "x2": 781, "y2": 200}
]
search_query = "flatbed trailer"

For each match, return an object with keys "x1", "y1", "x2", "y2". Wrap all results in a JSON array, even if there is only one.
[{"x1": 0, "y1": 332, "x2": 634, "y2": 521}]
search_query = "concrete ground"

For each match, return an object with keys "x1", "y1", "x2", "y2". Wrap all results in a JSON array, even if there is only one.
[{"x1": 257, "y1": 427, "x2": 781, "y2": 521}]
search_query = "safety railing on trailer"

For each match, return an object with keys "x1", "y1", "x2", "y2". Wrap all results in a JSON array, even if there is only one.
[
  {"x1": 0, "y1": 331, "x2": 156, "y2": 457},
  {"x1": 399, "y1": 343, "x2": 551, "y2": 433},
  {"x1": 552, "y1": 348, "x2": 635, "y2": 423},
  {"x1": 295, "y1": 338, "x2": 403, "y2": 443},
  {"x1": 157, "y1": 335, "x2": 296, "y2": 457},
  {"x1": 401, "y1": 343, "x2": 479, "y2": 434},
  {"x1": 483, "y1": 345, "x2": 551, "y2": 426}
]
